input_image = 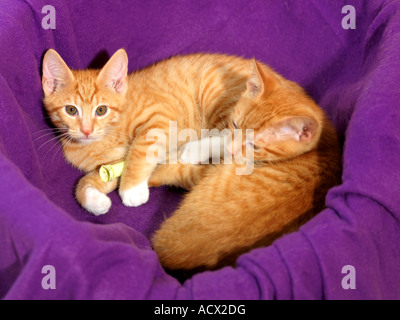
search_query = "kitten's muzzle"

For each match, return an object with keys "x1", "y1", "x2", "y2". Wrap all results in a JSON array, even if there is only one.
[{"x1": 80, "y1": 127, "x2": 93, "y2": 138}]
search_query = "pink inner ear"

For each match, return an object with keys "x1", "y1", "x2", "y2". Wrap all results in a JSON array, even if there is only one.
[
  {"x1": 246, "y1": 60, "x2": 264, "y2": 98},
  {"x1": 299, "y1": 123, "x2": 314, "y2": 142},
  {"x1": 112, "y1": 65, "x2": 128, "y2": 93},
  {"x1": 44, "y1": 79, "x2": 55, "y2": 94},
  {"x1": 298, "y1": 117, "x2": 318, "y2": 142},
  {"x1": 42, "y1": 64, "x2": 58, "y2": 95},
  {"x1": 97, "y1": 49, "x2": 128, "y2": 94},
  {"x1": 43, "y1": 63, "x2": 52, "y2": 81},
  {"x1": 42, "y1": 50, "x2": 74, "y2": 95},
  {"x1": 255, "y1": 116, "x2": 318, "y2": 145},
  {"x1": 98, "y1": 66, "x2": 127, "y2": 94},
  {"x1": 247, "y1": 80, "x2": 261, "y2": 96},
  {"x1": 283, "y1": 116, "x2": 318, "y2": 143}
]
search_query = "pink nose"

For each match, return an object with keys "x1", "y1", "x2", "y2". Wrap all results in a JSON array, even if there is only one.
[{"x1": 81, "y1": 128, "x2": 92, "y2": 137}]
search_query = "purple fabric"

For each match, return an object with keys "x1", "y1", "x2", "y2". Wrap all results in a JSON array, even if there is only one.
[{"x1": 1, "y1": 0, "x2": 399, "y2": 299}]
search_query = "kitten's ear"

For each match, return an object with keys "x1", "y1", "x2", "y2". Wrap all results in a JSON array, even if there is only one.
[
  {"x1": 42, "y1": 49, "x2": 74, "y2": 96},
  {"x1": 256, "y1": 115, "x2": 320, "y2": 145},
  {"x1": 277, "y1": 116, "x2": 319, "y2": 143},
  {"x1": 97, "y1": 49, "x2": 128, "y2": 95},
  {"x1": 246, "y1": 59, "x2": 278, "y2": 98}
]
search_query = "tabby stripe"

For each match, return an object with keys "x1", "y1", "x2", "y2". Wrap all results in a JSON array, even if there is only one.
[
  {"x1": 202, "y1": 64, "x2": 222, "y2": 86},
  {"x1": 76, "y1": 90, "x2": 85, "y2": 104},
  {"x1": 200, "y1": 79, "x2": 215, "y2": 108},
  {"x1": 165, "y1": 78, "x2": 193, "y2": 107},
  {"x1": 131, "y1": 109, "x2": 170, "y2": 132},
  {"x1": 202, "y1": 85, "x2": 224, "y2": 110},
  {"x1": 88, "y1": 87, "x2": 98, "y2": 104}
]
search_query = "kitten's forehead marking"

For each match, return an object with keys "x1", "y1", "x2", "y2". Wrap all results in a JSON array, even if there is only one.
[
  {"x1": 74, "y1": 75, "x2": 99, "y2": 106},
  {"x1": 75, "y1": 93, "x2": 99, "y2": 108}
]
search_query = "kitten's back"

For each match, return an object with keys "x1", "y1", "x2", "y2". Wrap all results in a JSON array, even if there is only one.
[{"x1": 127, "y1": 54, "x2": 252, "y2": 130}]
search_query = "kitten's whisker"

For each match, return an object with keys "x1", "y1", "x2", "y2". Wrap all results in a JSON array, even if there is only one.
[
  {"x1": 33, "y1": 128, "x2": 69, "y2": 143},
  {"x1": 33, "y1": 127, "x2": 68, "y2": 135},
  {"x1": 103, "y1": 129, "x2": 129, "y2": 144},
  {"x1": 104, "y1": 129, "x2": 129, "y2": 139},
  {"x1": 104, "y1": 129, "x2": 129, "y2": 138},
  {"x1": 33, "y1": 130, "x2": 68, "y2": 143},
  {"x1": 43, "y1": 134, "x2": 69, "y2": 160},
  {"x1": 104, "y1": 127, "x2": 129, "y2": 137},
  {"x1": 52, "y1": 136, "x2": 72, "y2": 163},
  {"x1": 102, "y1": 133, "x2": 124, "y2": 144},
  {"x1": 102, "y1": 135, "x2": 118, "y2": 146},
  {"x1": 37, "y1": 133, "x2": 69, "y2": 152},
  {"x1": 46, "y1": 137, "x2": 64, "y2": 161}
]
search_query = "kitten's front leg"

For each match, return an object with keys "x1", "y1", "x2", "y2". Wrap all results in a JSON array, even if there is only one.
[
  {"x1": 179, "y1": 135, "x2": 227, "y2": 164},
  {"x1": 119, "y1": 135, "x2": 164, "y2": 207},
  {"x1": 76, "y1": 170, "x2": 118, "y2": 215}
]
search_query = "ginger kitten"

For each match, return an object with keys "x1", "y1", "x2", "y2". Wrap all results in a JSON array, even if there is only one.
[
  {"x1": 42, "y1": 49, "x2": 341, "y2": 273},
  {"x1": 152, "y1": 63, "x2": 342, "y2": 272}
]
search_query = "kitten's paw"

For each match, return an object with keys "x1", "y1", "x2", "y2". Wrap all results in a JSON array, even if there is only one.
[
  {"x1": 84, "y1": 187, "x2": 111, "y2": 215},
  {"x1": 119, "y1": 181, "x2": 149, "y2": 207},
  {"x1": 179, "y1": 141, "x2": 207, "y2": 164}
]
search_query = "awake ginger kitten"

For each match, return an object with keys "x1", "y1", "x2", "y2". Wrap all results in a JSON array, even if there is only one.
[{"x1": 42, "y1": 49, "x2": 341, "y2": 273}]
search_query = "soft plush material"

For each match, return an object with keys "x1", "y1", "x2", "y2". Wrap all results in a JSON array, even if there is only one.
[{"x1": 1, "y1": 0, "x2": 399, "y2": 299}]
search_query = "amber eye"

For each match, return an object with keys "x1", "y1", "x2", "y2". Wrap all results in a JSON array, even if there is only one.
[
  {"x1": 95, "y1": 105, "x2": 108, "y2": 116},
  {"x1": 65, "y1": 105, "x2": 78, "y2": 116}
]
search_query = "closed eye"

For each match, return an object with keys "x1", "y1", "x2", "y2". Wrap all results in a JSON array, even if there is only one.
[{"x1": 247, "y1": 141, "x2": 259, "y2": 150}]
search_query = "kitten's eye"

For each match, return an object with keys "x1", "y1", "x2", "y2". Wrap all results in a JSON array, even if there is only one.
[
  {"x1": 65, "y1": 105, "x2": 78, "y2": 116},
  {"x1": 247, "y1": 142, "x2": 259, "y2": 150},
  {"x1": 232, "y1": 121, "x2": 238, "y2": 129},
  {"x1": 95, "y1": 105, "x2": 108, "y2": 116}
]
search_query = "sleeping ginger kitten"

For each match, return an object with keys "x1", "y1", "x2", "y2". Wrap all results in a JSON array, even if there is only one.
[{"x1": 42, "y1": 49, "x2": 341, "y2": 272}]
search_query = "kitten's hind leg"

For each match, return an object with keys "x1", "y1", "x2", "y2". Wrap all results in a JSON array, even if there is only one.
[{"x1": 76, "y1": 170, "x2": 118, "y2": 215}]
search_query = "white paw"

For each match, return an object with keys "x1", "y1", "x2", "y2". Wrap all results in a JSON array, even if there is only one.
[
  {"x1": 119, "y1": 181, "x2": 149, "y2": 207},
  {"x1": 179, "y1": 140, "x2": 208, "y2": 164},
  {"x1": 84, "y1": 187, "x2": 111, "y2": 216}
]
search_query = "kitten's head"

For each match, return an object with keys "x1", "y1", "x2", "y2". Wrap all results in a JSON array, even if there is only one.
[
  {"x1": 228, "y1": 60, "x2": 324, "y2": 162},
  {"x1": 42, "y1": 49, "x2": 128, "y2": 144}
]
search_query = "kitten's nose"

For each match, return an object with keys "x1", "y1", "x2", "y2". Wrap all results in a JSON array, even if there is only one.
[{"x1": 81, "y1": 127, "x2": 92, "y2": 138}]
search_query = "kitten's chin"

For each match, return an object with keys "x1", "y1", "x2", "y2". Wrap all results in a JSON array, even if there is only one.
[{"x1": 76, "y1": 136, "x2": 100, "y2": 145}]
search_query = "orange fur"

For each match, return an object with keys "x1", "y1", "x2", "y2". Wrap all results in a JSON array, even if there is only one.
[{"x1": 42, "y1": 49, "x2": 341, "y2": 274}]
